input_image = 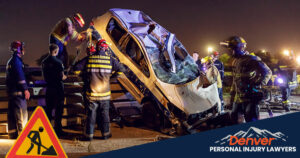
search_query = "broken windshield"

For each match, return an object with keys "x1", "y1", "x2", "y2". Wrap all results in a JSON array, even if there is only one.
[
  {"x1": 146, "y1": 38, "x2": 199, "y2": 85},
  {"x1": 102, "y1": 17, "x2": 199, "y2": 84}
]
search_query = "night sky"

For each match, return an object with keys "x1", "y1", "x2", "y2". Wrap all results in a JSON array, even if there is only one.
[{"x1": 1, "y1": 0, "x2": 300, "y2": 66}]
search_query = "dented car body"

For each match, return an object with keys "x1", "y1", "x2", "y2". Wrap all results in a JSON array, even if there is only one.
[{"x1": 89, "y1": 8, "x2": 221, "y2": 134}]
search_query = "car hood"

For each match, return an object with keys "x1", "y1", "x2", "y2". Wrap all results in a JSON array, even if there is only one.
[{"x1": 156, "y1": 76, "x2": 221, "y2": 115}]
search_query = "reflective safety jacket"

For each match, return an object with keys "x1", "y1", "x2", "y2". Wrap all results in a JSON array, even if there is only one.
[
  {"x1": 73, "y1": 50, "x2": 125, "y2": 101},
  {"x1": 230, "y1": 54, "x2": 272, "y2": 103},
  {"x1": 6, "y1": 52, "x2": 28, "y2": 96},
  {"x1": 50, "y1": 18, "x2": 79, "y2": 45}
]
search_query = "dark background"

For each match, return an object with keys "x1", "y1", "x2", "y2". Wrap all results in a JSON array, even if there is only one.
[{"x1": 1, "y1": 0, "x2": 300, "y2": 66}]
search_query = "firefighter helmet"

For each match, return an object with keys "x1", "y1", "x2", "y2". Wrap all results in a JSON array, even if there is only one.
[
  {"x1": 212, "y1": 51, "x2": 219, "y2": 56},
  {"x1": 10, "y1": 41, "x2": 24, "y2": 53},
  {"x1": 97, "y1": 39, "x2": 109, "y2": 49},
  {"x1": 73, "y1": 13, "x2": 85, "y2": 28},
  {"x1": 87, "y1": 42, "x2": 96, "y2": 55},
  {"x1": 221, "y1": 36, "x2": 247, "y2": 50}
]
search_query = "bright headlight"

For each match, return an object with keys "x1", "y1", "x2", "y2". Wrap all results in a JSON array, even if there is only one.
[{"x1": 277, "y1": 78, "x2": 284, "y2": 84}]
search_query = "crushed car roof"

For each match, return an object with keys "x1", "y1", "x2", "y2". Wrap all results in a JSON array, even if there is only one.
[{"x1": 109, "y1": 8, "x2": 171, "y2": 49}]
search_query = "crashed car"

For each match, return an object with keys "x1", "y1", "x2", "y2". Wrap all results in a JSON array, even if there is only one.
[{"x1": 87, "y1": 8, "x2": 222, "y2": 134}]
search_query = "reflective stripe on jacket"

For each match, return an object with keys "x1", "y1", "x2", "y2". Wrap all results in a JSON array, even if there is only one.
[{"x1": 73, "y1": 51, "x2": 125, "y2": 101}]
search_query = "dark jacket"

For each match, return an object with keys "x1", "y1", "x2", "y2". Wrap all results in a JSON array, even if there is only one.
[
  {"x1": 276, "y1": 58, "x2": 297, "y2": 88},
  {"x1": 73, "y1": 50, "x2": 125, "y2": 101},
  {"x1": 42, "y1": 55, "x2": 64, "y2": 87},
  {"x1": 230, "y1": 54, "x2": 272, "y2": 103},
  {"x1": 214, "y1": 59, "x2": 224, "y2": 80},
  {"x1": 6, "y1": 52, "x2": 28, "y2": 95}
]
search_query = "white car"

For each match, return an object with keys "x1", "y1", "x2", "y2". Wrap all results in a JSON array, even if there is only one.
[{"x1": 88, "y1": 8, "x2": 221, "y2": 134}]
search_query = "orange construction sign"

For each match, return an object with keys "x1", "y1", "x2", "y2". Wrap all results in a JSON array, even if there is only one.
[{"x1": 6, "y1": 106, "x2": 67, "y2": 158}]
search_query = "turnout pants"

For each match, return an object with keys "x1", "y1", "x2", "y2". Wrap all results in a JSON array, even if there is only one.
[
  {"x1": 218, "y1": 88, "x2": 224, "y2": 111},
  {"x1": 230, "y1": 99, "x2": 260, "y2": 124},
  {"x1": 8, "y1": 95, "x2": 28, "y2": 139},
  {"x1": 280, "y1": 86, "x2": 291, "y2": 102},
  {"x1": 45, "y1": 86, "x2": 64, "y2": 133},
  {"x1": 85, "y1": 100, "x2": 110, "y2": 138}
]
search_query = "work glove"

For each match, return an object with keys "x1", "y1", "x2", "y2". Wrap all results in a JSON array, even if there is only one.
[{"x1": 24, "y1": 90, "x2": 30, "y2": 100}]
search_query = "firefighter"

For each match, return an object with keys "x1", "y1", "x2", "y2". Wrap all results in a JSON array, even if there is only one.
[
  {"x1": 49, "y1": 13, "x2": 86, "y2": 67},
  {"x1": 210, "y1": 51, "x2": 224, "y2": 81},
  {"x1": 73, "y1": 39, "x2": 125, "y2": 141},
  {"x1": 221, "y1": 36, "x2": 272, "y2": 124},
  {"x1": 201, "y1": 56, "x2": 223, "y2": 112},
  {"x1": 210, "y1": 51, "x2": 225, "y2": 111},
  {"x1": 6, "y1": 41, "x2": 30, "y2": 139},
  {"x1": 275, "y1": 51, "x2": 297, "y2": 111},
  {"x1": 42, "y1": 44, "x2": 67, "y2": 136}
]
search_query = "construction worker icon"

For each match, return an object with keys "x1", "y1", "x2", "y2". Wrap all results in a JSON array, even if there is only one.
[{"x1": 26, "y1": 126, "x2": 57, "y2": 156}]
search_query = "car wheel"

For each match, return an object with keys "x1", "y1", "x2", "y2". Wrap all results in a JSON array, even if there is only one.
[{"x1": 142, "y1": 100, "x2": 162, "y2": 130}]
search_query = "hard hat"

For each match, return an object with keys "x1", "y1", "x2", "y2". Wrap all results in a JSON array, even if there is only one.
[
  {"x1": 221, "y1": 36, "x2": 247, "y2": 49},
  {"x1": 201, "y1": 56, "x2": 212, "y2": 64},
  {"x1": 10, "y1": 41, "x2": 24, "y2": 53},
  {"x1": 73, "y1": 13, "x2": 85, "y2": 28},
  {"x1": 212, "y1": 51, "x2": 219, "y2": 56},
  {"x1": 249, "y1": 52, "x2": 256, "y2": 56},
  {"x1": 97, "y1": 39, "x2": 109, "y2": 49},
  {"x1": 87, "y1": 42, "x2": 96, "y2": 55}
]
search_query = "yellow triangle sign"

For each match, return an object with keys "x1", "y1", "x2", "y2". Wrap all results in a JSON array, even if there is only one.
[{"x1": 6, "y1": 106, "x2": 67, "y2": 158}]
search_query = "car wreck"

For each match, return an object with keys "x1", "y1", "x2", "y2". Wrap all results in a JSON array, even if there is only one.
[{"x1": 86, "y1": 8, "x2": 223, "y2": 135}]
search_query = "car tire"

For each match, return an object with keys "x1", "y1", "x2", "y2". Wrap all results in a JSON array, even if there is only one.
[{"x1": 142, "y1": 100, "x2": 162, "y2": 130}]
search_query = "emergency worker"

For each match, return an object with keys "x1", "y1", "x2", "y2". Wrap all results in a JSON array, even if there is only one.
[
  {"x1": 201, "y1": 56, "x2": 223, "y2": 111},
  {"x1": 275, "y1": 51, "x2": 297, "y2": 111},
  {"x1": 221, "y1": 36, "x2": 272, "y2": 123},
  {"x1": 73, "y1": 39, "x2": 125, "y2": 141},
  {"x1": 192, "y1": 52, "x2": 203, "y2": 73},
  {"x1": 210, "y1": 51, "x2": 224, "y2": 80},
  {"x1": 49, "y1": 13, "x2": 86, "y2": 67},
  {"x1": 42, "y1": 44, "x2": 67, "y2": 136},
  {"x1": 6, "y1": 41, "x2": 30, "y2": 139},
  {"x1": 210, "y1": 51, "x2": 225, "y2": 111}
]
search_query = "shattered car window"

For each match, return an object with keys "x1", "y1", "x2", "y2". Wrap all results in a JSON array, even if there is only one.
[
  {"x1": 124, "y1": 36, "x2": 150, "y2": 77},
  {"x1": 147, "y1": 38, "x2": 199, "y2": 84},
  {"x1": 107, "y1": 19, "x2": 127, "y2": 47},
  {"x1": 106, "y1": 17, "x2": 199, "y2": 84}
]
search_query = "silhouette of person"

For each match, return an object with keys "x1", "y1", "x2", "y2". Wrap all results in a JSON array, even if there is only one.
[{"x1": 26, "y1": 127, "x2": 44, "y2": 155}]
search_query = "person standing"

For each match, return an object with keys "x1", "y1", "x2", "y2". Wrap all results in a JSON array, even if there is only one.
[
  {"x1": 6, "y1": 41, "x2": 30, "y2": 139},
  {"x1": 74, "y1": 39, "x2": 125, "y2": 141},
  {"x1": 221, "y1": 36, "x2": 272, "y2": 124},
  {"x1": 275, "y1": 52, "x2": 297, "y2": 111},
  {"x1": 192, "y1": 52, "x2": 202, "y2": 71},
  {"x1": 210, "y1": 51, "x2": 225, "y2": 112},
  {"x1": 49, "y1": 13, "x2": 86, "y2": 67},
  {"x1": 200, "y1": 56, "x2": 223, "y2": 111},
  {"x1": 42, "y1": 44, "x2": 67, "y2": 136}
]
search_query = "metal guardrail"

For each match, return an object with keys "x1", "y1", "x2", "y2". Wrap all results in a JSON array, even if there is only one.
[{"x1": 0, "y1": 67, "x2": 138, "y2": 132}]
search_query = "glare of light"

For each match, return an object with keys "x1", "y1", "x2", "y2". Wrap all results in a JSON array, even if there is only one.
[
  {"x1": 207, "y1": 47, "x2": 213, "y2": 53},
  {"x1": 262, "y1": 50, "x2": 266, "y2": 53},
  {"x1": 283, "y1": 50, "x2": 290, "y2": 56},
  {"x1": 278, "y1": 78, "x2": 284, "y2": 84},
  {"x1": 296, "y1": 56, "x2": 300, "y2": 64},
  {"x1": 0, "y1": 139, "x2": 15, "y2": 144}
]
